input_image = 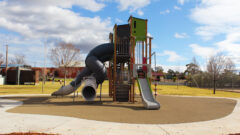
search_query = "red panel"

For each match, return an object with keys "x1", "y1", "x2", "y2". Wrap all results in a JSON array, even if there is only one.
[{"x1": 142, "y1": 57, "x2": 147, "y2": 72}]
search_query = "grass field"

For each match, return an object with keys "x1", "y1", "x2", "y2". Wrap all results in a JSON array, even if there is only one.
[{"x1": 1, "y1": 80, "x2": 240, "y2": 98}]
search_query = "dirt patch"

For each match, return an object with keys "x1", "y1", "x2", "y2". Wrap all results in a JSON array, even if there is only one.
[{"x1": 4, "y1": 95, "x2": 237, "y2": 124}]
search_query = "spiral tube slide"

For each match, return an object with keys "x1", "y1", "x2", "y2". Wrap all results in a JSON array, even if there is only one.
[{"x1": 51, "y1": 43, "x2": 114, "y2": 101}]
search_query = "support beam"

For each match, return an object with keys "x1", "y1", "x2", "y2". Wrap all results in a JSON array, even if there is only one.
[
  {"x1": 142, "y1": 41, "x2": 144, "y2": 62},
  {"x1": 113, "y1": 24, "x2": 117, "y2": 101},
  {"x1": 145, "y1": 19, "x2": 148, "y2": 64},
  {"x1": 108, "y1": 62, "x2": 112, "y2": 97},
  {"x1": 149, "y1": 38, "x2": 152, "y2": 65},
  {"x1": 132, "y1": 37, "x2": 136, "y2": 102},
  {"x1": 145, "y1": 40, "x2": 148, "y2": 63}
]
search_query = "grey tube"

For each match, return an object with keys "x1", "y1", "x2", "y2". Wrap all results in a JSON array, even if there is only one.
[
  {"x1": 85, "y1": 56, "x2": 107, "y2": 84},
  {"x1": 51, "y1": 43, "x2": 113, "y2": 98},
  {"x1": 81, "y1": 77, "x2": 97, "y2": 101},
  {"x1": 70, "y1": 43, "x2": 113, "y2": 87}
]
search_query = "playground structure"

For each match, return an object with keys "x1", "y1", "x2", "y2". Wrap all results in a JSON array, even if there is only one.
[
  {"x1": 52, "y1": 16, "x2": 160, "y2": 109},
  {"x1": 108, "y1": 16, "x2": 159, "y2": 109}
]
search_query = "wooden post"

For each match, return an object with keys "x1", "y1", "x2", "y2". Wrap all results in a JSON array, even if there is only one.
[
  {"x1": 145, "y1": 19, "x2": 148, "y2": 64},
  {"x1": 145, "y1": 41, "x2": 147, "y2": 64},
  {"x1": 108, "y1": 62, "x2": 112, "y2": 97},
  {"x1": 142, "y1": 41, "x2": 144, "y2": 61},
  {"x1": 132, "y1": 37, "x2": 136, "y2": 103},
  {"x1": 109, "y1": 33, "x2": 113, "y2": 97},
  {"x1": 149, "y1": 38, "x2": 152, "y2": 65},
  {"x1": 113, "y1": 24, "x2": 117, "y2": 101},
  {"x1": 129, "y1": 17, "x2": 133, "y2": 102},
  {"x1": 149, "y1": 37, "x2": 152, "y2": 86}
]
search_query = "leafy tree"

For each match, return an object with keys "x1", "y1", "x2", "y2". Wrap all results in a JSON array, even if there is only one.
[
  {"x1": 165, "y1": 69, "x2": 175, "y2": 80},
  {"x1": 185, "y1": 57, "x2": 201, "y2": 87},
  {"x1": 155, "y1": 66, "x2": 164, "y2": 73},
  {"x1": 185, "y1": 57, "x2": 201, "y2": 75}
]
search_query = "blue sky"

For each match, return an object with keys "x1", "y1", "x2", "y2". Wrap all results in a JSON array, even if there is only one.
[{"x1": 0, "y1": 0, "x2": 240, "y2": 72}]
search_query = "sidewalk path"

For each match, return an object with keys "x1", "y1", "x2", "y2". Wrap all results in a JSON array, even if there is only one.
[{"x1": 0, "y1": 94, "x2": 239, "y2": 135}]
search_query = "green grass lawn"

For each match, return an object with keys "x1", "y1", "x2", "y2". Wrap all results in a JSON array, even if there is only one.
[
  {"x1": 1, "y1": 80, "x2": 240, "y2": 98},
  {"x1": 155, "y1": 85, "x2": 240, "y2": 98}
]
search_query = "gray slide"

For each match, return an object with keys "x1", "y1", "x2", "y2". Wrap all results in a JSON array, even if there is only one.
[
  {"x1": 51, "y1": 43, "x2": 114, "y2": 99},
  {"x1": 137, "y1": 78, "x2": 160, "y2": 110}
]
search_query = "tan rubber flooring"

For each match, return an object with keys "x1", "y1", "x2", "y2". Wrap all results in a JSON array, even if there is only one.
[{"x1": 4, "y1": 95, "x2": 237, "y2": 124}]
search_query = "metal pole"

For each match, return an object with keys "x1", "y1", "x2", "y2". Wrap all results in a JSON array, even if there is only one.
[
  {"x1": 5, "y1": 45, "x2": 8, "y2": 83},
  {"x1": 100, "y1": 83, "x2": 102, "y2": 101},
  {"x1": 44, "y1": 39, "x2": 46, "y2": 85},
  {"x1": 232, "y1": 74, "x2": 233, "y2": 90},
  {"x1": 154, "y1": 52, "x2": 157, "y2": 98},
  {"x1": 17, "y1": 66, "x2": 20, "y2": 85},
  {"x1": 42, "y1": 69, "x2": 44, "y2": 94},
  {"x1": 154, "y1": 83, "x2": 157, "y2": 99},
  {"x1": 73, "y1": 91, "x2": 75, "y2": 102}
]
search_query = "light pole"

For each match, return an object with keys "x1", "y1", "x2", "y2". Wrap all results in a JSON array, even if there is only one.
[{"x1": 5, "y1": 44, "x2": 8, "y2": 83}]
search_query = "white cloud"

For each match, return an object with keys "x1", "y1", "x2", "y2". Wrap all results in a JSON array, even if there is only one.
[
  {"x1": 115, "y1": 18, "x2": 123, "y2": 24},
  {"x1": 116, "y1": 0, "x2": 150, "y2": 15},
  {"x1": 0, "y1": 33, "x2": 41, "y2": 45},
  {"x1": 147, "y1": 32, "x2": 152, "y2": 37},
  {"x1": 156, "y1": 64, "x2": 186, "y2": 72},
  {"x1": 137, "y1": 10, "x2": 144, "y2": 16},
  {"x1": 0, "y1": 1, "x2": 112, "y2": 53},
  {"x1": 216, "y1": 32, "x2": 240, "y2": 64},
  {"x1": 178, "y1": 0, "x2": 185, "y2": 5},
  {"x1": 174, "y1": 33, "x2": 188, "y2": 38},
  {"x1": 159, "y1": 50, "x2": 186, "y2": 62},
  {"x1": 0, "y1": 33, "x2": 56, "y2": 66},
  {"x1": 160, "y1": 9, "x2": 170, "y2": 15},
  {"x1": 117, "y1": 0, "x2": 150, "y2": 11},
  {"x1": 189, "y1": 0, "x2": 240, "y2": 65},
  {"x1": 174, "y1": 6, "x2": 181, "y2": 10},
  {"x1": 189, "y1": 44, "x2": 217, "y2": 58},
  {"x1": 5, "y1": 0, "x2": 105, "y2": 12},
  {"x1": 190, "y1": 37, "x2": 240, "y2": 65},
  {"x1": 190, "y1": 0, "x2": 240, "y2": 40}
]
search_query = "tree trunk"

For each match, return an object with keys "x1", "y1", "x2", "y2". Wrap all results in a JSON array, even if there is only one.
[
  {"x1": 213, "y1": 74, "x2": 216, "y2": 94},
  {"x1": 64, "y1": 67, "x2": 66, "y2": 86}
]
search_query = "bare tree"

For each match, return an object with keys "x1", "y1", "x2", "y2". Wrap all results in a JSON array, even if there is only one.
[
  {"x1": 224, "y1": 57, "x2": 235, "y2": 72},
  {"x1": 10, "y1": 54, "x2": 26, "y2": 65},
  {"x1": 50, "y1": 43, "x2": 81, "y2": 85},
  {"x1": 0, "y1": 53, "x2": 4, "y2": 65},
  {"x1": 207, "y1": 55, "x2": 235, "y2": 94}
]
